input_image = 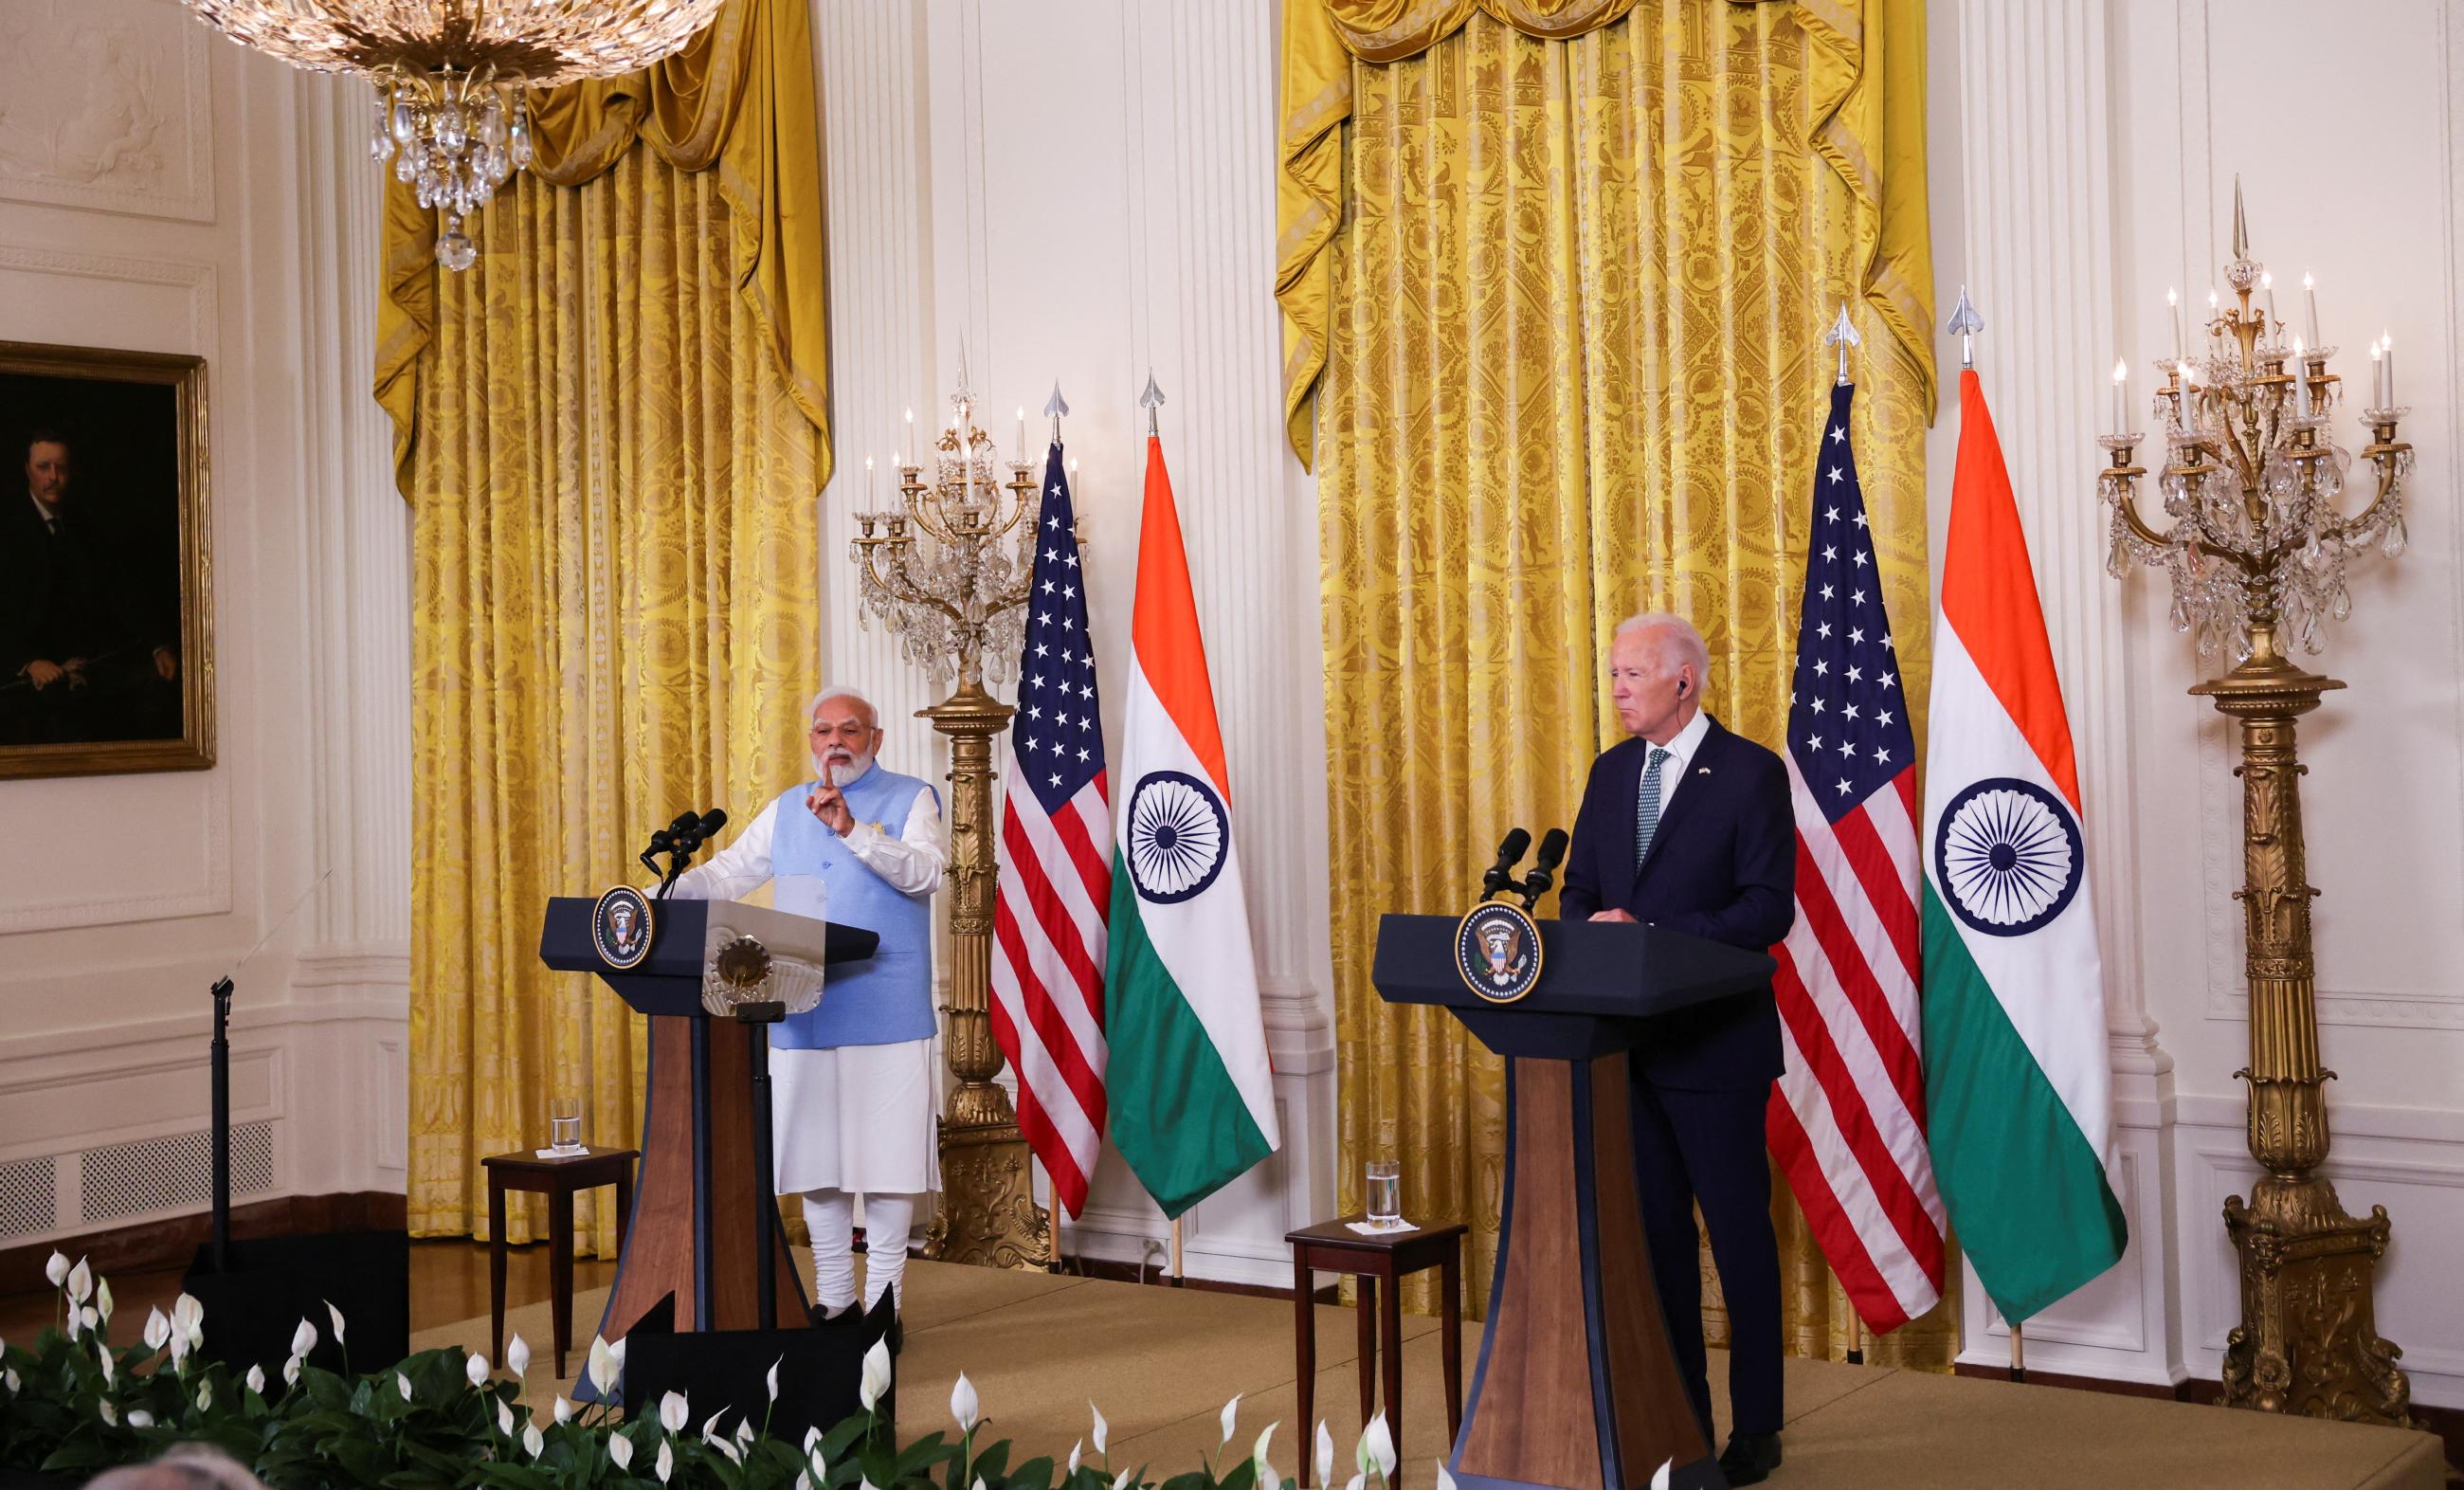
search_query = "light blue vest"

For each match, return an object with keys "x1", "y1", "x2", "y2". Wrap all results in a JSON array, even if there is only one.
[{"x1": 769, "y1": 764, "x2": 936, "y2": 1048}]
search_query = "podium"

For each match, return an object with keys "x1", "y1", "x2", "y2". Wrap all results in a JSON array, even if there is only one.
[
  {"x1": 539, "y1": 898, "x2": 878, "y2": 1344},
  {"x1": 1372, "y1": 915, "x2": 1777, "y2": 1490}
]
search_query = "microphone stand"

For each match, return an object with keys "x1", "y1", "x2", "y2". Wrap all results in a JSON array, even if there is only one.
[{"x1": 209, "y1": 975, "x2": 233, "y2": 1272}]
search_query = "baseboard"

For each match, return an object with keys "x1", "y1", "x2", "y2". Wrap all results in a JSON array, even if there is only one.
[
  {"x1": 1060, "y1": 1252, "x2": 1338, "y2": 1305},
  {"x1": 0, "y1": 1190, "x2": 406, "y2": 1296}
]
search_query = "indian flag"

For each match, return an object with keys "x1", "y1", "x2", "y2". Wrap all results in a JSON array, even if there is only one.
[
  {"x1": 1921, "y1": 368, "x2": 2128, "y2": 1323},
  {"x1": 1104, "y1": 434, "x2": 1279, "y2": 1218}
]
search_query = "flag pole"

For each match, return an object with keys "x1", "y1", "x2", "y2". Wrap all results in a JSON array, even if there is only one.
[
  {"x1": 1140, "y1": 370, "x2": 1167, "y2": 437},
  {"x1": 1823, "y1": 303, "x2": 1862, "y2": 386},
  {"x1": 1948, "y1": 284, "x2": 1984, "y2": 372},
  {"x1": 1170, "y1": 1216, "x2": 1186, "y2": 1288},
  {"x1": 2010, "y1": 1320, "x2": 2027, "y2": 1384},
  {"x1": 1045, "y1": 380, "x2": 1070, "y2": 449},
  {"x1": 1845, "y1": 1305, "x2": 1864, "y2": 1367}
]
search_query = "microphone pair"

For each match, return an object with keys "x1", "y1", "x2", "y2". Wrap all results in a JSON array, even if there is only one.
[
  {"x1": 1479, "y1": 826, "x2": 1568, "y2": 910},
  {"x1": 639, "y1": 808, "x2": 730, "y2": 882}
]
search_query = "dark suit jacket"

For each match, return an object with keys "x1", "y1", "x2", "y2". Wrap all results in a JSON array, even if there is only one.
[
  {"x1": 0, "y1": 497, "x2": 141, "y2": 680},
  {"x1": 1558, "y1": 715, "x2": 1796, "y2": 1090}
]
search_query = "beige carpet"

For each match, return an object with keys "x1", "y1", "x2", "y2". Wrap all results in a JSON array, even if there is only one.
[{"x1": 415, "y1": 1256, "x2": 2446, "y2": 1489}]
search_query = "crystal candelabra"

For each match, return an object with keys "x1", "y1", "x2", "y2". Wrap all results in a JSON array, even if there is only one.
[
  {"x1": 848, "y1": 372, "x2": 1051, "y2": 1271},
  {"x1": 2098, "y1": 181, "x2": 2412, "y2": 1426}
]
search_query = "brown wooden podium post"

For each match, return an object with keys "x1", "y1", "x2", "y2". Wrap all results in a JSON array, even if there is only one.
[
  {"x1": 540, "y1": 898, "x2": 879, "y2": 1350},
  {"x1": 1373, "y1": 914, "x2": 1775, "y2": 1490}
]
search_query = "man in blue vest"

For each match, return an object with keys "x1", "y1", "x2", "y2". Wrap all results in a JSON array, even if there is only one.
[{"x1": 671, "y1": 685, "x2": 945, "y2": 1345}]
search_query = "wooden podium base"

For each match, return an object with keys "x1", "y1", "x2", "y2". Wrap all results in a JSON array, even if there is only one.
[
  {"x1": 1451, "y1": 1054, "x2": 1723, "y2": 1490},
  {"x1": 596, "y1": 1013, "x2": 806, "y2": 1344}
]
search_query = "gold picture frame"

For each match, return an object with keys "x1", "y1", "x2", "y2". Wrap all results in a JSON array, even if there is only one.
[{"x1": 0, "y1": 340, "x2": 213, "y2": 779}]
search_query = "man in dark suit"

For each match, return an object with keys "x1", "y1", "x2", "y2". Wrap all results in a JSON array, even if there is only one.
[
  {"x1": 1559, "y1": 612, "x2": 1795, "y2": 1485},
  {"x1": 0, "y1": 428, "x2": 180, "y2": 744}
]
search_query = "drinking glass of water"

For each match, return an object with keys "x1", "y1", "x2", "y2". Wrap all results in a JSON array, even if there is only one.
[
  {"x1": 550, "y1": 1096, "x2": 584, "y2": 1154},
  {"x1": 1366, "y1": 1159, "x2": 1402, "y2": 1227}
]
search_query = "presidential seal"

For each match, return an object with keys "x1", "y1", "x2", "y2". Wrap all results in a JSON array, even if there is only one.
[
  {"x1": 592, "y1": 885, "x2": 656, "y2": 970},
  {"x1": 1455, "y1": 900, "x2": 1543, "y2": 1004}
]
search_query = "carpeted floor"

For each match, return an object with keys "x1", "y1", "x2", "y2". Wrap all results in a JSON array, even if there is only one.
[{"x1": 412, "y1": 1256, "x2": 2448, "y2": 1489}]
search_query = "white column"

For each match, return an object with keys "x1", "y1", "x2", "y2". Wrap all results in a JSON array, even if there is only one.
[{"x1": 1939, "y1": 0, "x2": 2182, "y2": 1387}]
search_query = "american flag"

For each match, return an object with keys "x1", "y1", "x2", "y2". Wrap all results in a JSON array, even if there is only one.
[
  {"x1": 989, "y1": 443, "x2": 1113, "y2": 1218},
  {"x1": 1766, "y1": 382, "x2": 1949, "y2": 1331}
]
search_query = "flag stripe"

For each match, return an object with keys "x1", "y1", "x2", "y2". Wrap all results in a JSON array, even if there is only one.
[
  {"x1": 1127, "y1": 435, "x2": 1231, "y2": 799},
  {"x1": 989, "y1": 879, "x2": 1108, "y2": 1124},
  {"x1": 1766, "y1": 1081, "x2": 1914, "y2": 1332},
  {"x1": 1829, "y1": 791, "x2": 1920, "y2": 985},
  {"x1": 987, "y1": 990, "x2": 1094, "y2": 1207},
  {"x1": 1921, "y1": 886, "x2": 2127, "y2": 1319},
  {"x1": 994, "y1": 811, "x2": 1109, "y2": 1082},
  {"x1": 1786, "y1": 778, "x2": 1927, "y2": 1123},
  {"x1": 1772, "y1": 936, "x2": 1947, "y2": 1281},
  {"x1": 1939, "y1": 371, "x2": 2083, "y2": 810}
]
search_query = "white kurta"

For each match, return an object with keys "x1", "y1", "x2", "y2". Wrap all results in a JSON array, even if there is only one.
[{"x1": 668, "y1": 783, "x2": 948, "y2": 1196}]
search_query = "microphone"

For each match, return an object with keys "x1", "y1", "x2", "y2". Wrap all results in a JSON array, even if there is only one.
[
  {"x1": 1479, "y1": 827, "x2": 1532, "y2": 901},
  {"x1": 694, "y1": 808, "x2": 728, "y2": 840},
  {"x1": 1516, "y1": 827, "x2": 1570, "y2": 910},
  {"x1": 640, "y1": 810, "x2": 702, "y2": 877}
]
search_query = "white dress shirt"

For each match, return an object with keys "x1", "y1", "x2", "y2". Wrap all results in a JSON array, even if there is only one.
[
  {"x1": 671, "y1": 786, "x2": 948, "y2": 903},
  {"x1": 1642, "y1": 706, "x2": 1713, "y2": 817}
]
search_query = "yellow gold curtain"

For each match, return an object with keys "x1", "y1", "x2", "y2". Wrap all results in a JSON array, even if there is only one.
[
  {"x1": 1312, "y1": 1, "x2": 1954, "y2": 1370},
  {"x1": 384, "y1": 0, "x2": 827, "y2": 1253}
]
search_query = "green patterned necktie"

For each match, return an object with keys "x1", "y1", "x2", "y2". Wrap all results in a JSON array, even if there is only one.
[{"x1": 1635, "y1": 746, "x2": 1673, "y2": 867}]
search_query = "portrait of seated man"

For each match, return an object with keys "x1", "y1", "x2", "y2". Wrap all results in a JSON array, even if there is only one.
[{"x1": 0, "y1": 425, "x2": 184, "y2": 748}]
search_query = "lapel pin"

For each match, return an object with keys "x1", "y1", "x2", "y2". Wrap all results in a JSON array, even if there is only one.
[{"x1": 1696, "y1": 766, "x2": 1712, "y2": 774}]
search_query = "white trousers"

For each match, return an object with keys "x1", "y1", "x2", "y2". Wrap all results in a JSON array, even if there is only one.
[{"x1": 803, "y1": 1190, "x2": 914, "y2": 1315}]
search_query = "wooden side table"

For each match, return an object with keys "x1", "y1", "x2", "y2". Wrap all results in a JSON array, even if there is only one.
[
  {"x1": 1287, "y1": 1218, "x2": 1467, "y2": 1475},
  {"x1": 482, "y1": 1145, "x2": 639, "y2": 1377}
]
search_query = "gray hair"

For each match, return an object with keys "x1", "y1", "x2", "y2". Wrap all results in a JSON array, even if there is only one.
[
  {"x1": 85, "y1": 1445, "x2": 270, "y2": 1490},
  {"x1": 806, "y1": 685, "x2": 879, "y2": 730},
  {"x1": 1613, "y1": 612, "x2": 1711, "y2": 686}
]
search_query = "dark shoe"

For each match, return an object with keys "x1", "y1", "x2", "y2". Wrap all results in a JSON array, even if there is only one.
[
  {"x1": 1718, "y1": 1432, "x2": 1782, "y2": 1485},
  {"x1": 806, "y1": 1301, "x2": 861, "y2": 1331},
  {"x1": 862, "y1": 1289, "x2": 902, "y2": 1356}
]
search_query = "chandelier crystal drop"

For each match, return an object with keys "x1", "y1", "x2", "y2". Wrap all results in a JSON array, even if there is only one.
[{"x1": 180, "y1": 0, "x2": 729, "y2": 270}]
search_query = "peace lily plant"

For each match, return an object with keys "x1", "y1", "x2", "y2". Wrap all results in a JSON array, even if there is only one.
[{"x1": 0, "y1": 1254, "x2": 1435, "y2": 1490}]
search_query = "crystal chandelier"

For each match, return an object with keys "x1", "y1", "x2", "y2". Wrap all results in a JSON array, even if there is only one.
[
  {"x1": 2098, "y1": 181, "x2": 2409, "y2": 663},
  {"x1": 848, "y1": 366, "x2": 1040, "y2": 687},
  {"x1": 180, "y1": 0, "x2": 728, "y2": 270}
]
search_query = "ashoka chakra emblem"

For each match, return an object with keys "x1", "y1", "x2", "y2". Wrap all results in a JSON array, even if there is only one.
[
  {"x1": 1127, "y1": 770, "x2": 1229, "y2": 904},
  {"x1": 1933, "y1": 776, "x2": 2084, "y2": 937}
]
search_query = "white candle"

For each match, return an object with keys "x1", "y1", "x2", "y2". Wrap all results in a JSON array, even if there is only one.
[
  {"x1": 1016, "y1": 407, "x2": 1026, "y2": 465},
  {"x1": 903, "y1": 407, "x2": 915, "y2": 466},
  {"x1": 865, "y1": 454, "x2": 875, "y2": 502},
  {"x1": 2111, "y1": 358, "x2": 2129, "y2": 438},
  {"x1": 2381, "y1": 332, "x2": 2395, "y2": 406},
  {"x1": 2303, "y1": 273, "x2": 2320, "y2": 348},
  {"x1": 1068, "y1": 455, "x2": 1080, "y2": 501},
  {"x1": 2290, "y1": 338, "x2": 2309, "y2": 417},
  {"x1": 2261, "y1": 271, "x2": 2276, "y2": 336},
  {"x1": 2167, "y1": 287, "x2": 2183, "y2": 362},
  {"x1": 2370, "y1": 341, "x2": 2385, "y2": 409},
  {"x1": 2207, "y1": 288, "x2": 2220, "y2": 343}
]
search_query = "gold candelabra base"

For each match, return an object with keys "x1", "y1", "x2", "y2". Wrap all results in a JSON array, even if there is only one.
[
  {"x1": 2192, "y1": 643, "x2": 2409, "y2": 1428},
  {"x1": 915, "y1": 681, "x2": 1055, "y2": 1272}
]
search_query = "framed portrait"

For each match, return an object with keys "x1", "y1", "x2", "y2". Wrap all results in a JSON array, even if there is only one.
[{"x1": 0, "y1": 341, "x2": 213, "y2": 779}]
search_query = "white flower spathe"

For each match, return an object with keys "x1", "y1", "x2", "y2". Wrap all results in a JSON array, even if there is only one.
[
  {"x1": 173, "y1": 1294, "x2": 206, "y2": 1352},
  {"x1": 96, "y1": 1278, "x2": 115, "y2": 1326},
  {"x1": 45, "y1": 1251, "x2": 68, "y2": 1288},
  {"x1": 1092, "y1": 1400, "x2": 1110, "y2": 1456},
  {"x1": 1435, "y1": 1464, "x2": 1457, "y2": 1490},
  {"x1": 1219, "y1": 1392, "x2": 1242, "y2": 1446},
  {"x1": 804, "y1": 1426, "x2": 823, "y2": 1454},
  {"x1": 99, "y1": 1401, "x2": 118, "y2": 1426},
  {"x1": 291, "y1": 1317, "x2": 317, "y2": 1360},
  {"x1": 143, "y1": 1307, "x2": 171, "y2": 1353},
  {"x1": 506, "y1": 1333, "x2": 531, "y2": 1380},
  {"x1": 708, "y1": 1431, "x2": 744, "y2": 1466},
  {"x1": 397, "y1": 1372, "x2": 413, "y2": 1402},
  {"x1": 195, "y1": 1380, "x2": 212, "y2": 1412},
  {"x1": 1113, "y1": 1470, "x2": 1135, "y2": 1490},
  {"x1": 1356, "y1": 1411, "x2": 1396, "y2": 1482},
  {"x1": 860, "y1": 1337, "x2": 892, "y2": 1413},
  {"x1": 1252, "y1": 1421, "x2": 1280, "y2": 1489},
  {"x1": 951, "y1": 1371, "x2": 980, "y2": 1432},
  {"x1": 734, "y1": 1417, "x2": 755, "y2": 1449},
  {"x1": 465, "y1": 1352, "x2": 491, "y2": 1389},
  {"x1": 128, "y1": 1409, "x2": 154, "y2": 1428},
  {"x1": 809, "y1": 1447, "x2": 829, "y2": 1484},
  {"x1": 699, "y1": 1408, "x2": 726, "y2": 1441},
  {"x1": 554, "y1": 1395, "x2": 573, "y2": 1425},
  {"x1": 587, "y1": 1336, "x2": 620, "y2": 1398},
  {"x1": 767, "y1": 1355, "x2": 782, "y2": 1403},
  {"x1": 608, "y1": 1433, "x2": 634, "y2": 1470},
  {"x1": 3, "y1": 1368, "x2": 18, "y2": 1395},
  {"x1": 1070, "y1": 1440, "x2": 1083, "y2": 1475},
  {"x1": 1650, "y1": 1460, "x2": 1671, "y2": 1490},
  {"x1": 523, "y1": 1423, "x2": 545, "y2": 1460},
  {"x1": 497, "y1": 1399, "x2": 516, "y2": 1438},
  {"x1": 1315, "y1": 1421, "x2": 1335, "y2": 1490},
  {"x1": 658, "y1": 1390, "x2": 689, "y2": 1435},
  {"x1": 66, "y1": 1258, "x2": 92, "y2": 1304},
  {"x1": 656, "y1": 1439, "x2": 674, "y2": 1483},
  {"x1": 325, "y1": 1299, "x2": 347, "y2": 1347},
  {"x1": 81, "y1": 1307, "x2": 98, "y2": 1331},
  {"x1": 97, "y1": 1341, "x2": 116, "y2": 1386},
  {"x1": 1345, "y1": 1475, "x2": 1366, "y2": 1490},
  {"x1": 245, "y1": 1365, "x2": 266, "y2": 1395}
]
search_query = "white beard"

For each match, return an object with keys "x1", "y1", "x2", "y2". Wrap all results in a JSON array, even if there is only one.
[{"x1": 813, "y1": 748, "x2": 876, "y2": 783}]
